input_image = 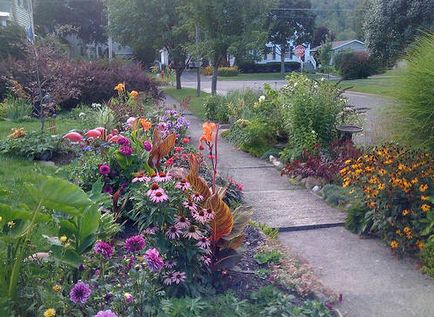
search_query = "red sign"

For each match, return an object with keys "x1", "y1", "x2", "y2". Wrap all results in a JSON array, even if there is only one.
[{"x1": 294, "y1": 45, "x2": 305, "y2": 58}]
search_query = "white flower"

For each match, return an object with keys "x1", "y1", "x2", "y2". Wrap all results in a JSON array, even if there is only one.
[
  {"x1": 78, "y1": 112, "x2": 86, "y2": 118},
  {"x1": 258, "y1": 95, "x2": 266, "y2": 103},
  {"x1": 91, "y1": 103, "x2": 101, "y2": 109}
]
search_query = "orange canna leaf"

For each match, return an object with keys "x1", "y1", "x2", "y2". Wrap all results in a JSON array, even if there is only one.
[
  {"x1": 148, "y1": 131, "x2": 176, "y2": 168},
  {"x1": 205, "y1": 193, "x2": 234, "y2": 242},
  {"x1": 187, "y1": 155, "x2": 211, "y2": 203},
  {"x1": 225, "y1": 235, "x2": 245, "y2": 249}
]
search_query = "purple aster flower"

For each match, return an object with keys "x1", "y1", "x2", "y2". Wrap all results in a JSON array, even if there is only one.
[
  {"x1": 119, "y1": 145, "x2": 133, "y2": 156},
  {"x1": 125, "y1": 235, "x2": 146, "y2": 253},
  {"x1": 94, "y1": 241, "x2": 113, "y2": 259},
  {"x1": 117, "y1": 136, "x2": 130, "y2": 146},
  {"x1": 69, "y1": 281, "x2": 91, "y2": 304},
  {"x1": 95, "y1": 310, "x2": 118, "y2": 317},
  {"x1": 99, "y1": 164, "x2": 111, "y2": 176},
  {"x1": 144, "y1": 248, "x2": 164, "y2": 272},
  {"x1": 82, "y1": 145, "x2": 93, "y2": 151},
  {"x1": 143, "y1": 140, "x2": 153, "y2": 152}
]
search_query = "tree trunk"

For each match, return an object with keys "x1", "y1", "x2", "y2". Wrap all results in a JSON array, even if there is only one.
[
  {"x1": 211, "y1": 65, "x2": 218, "y2": 95},
  {"x1": 175, "y1": 69, "x2": 182, "y2": 90},
  {"x1": 280, "y1": 46, "x2": 286, "y2": 76}
]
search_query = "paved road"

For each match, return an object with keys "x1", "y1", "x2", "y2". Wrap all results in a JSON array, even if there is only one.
[{"x1": 181, "y1": 73, "x2": 393, "y2": 144}]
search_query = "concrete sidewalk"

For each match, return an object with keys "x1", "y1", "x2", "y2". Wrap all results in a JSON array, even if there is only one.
[{"x1": 164, "y1": 95, "x2": 434, "y2": 317}]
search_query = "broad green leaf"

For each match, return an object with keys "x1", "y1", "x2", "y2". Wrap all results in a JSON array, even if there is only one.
[
  {"x1": 59, "y1": 219, "x2": 78, "y2": 237},
  {"x1": 50, "y1": 245, "x2": 82, "y2": 268},
  {"x1": 24, "y1": 175, "x2": 92, "y2": 216},
  {"x1": 78, "y1": 205, "x2": 100, "y2": 242},
  {"x1": 77, "y1": 234, "x2": 97, "y2": 254}
]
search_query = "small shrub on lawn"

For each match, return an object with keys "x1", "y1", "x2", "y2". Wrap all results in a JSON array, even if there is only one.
[
  {"x1": 204, "y1": 94, "x2": 230, "y2": 123},
  {"x1": 334, "y1": 51, "x2": 376, "y2": 80},
  {"x1": 218, "y1": 66, "x2": 240, "y2": 77},
  {"x1": 0, "y1": 130, "x2": 75, "y2": 161},
  {"x1": 202, "y1": 65, "x2": 213, "y2": 76},
  {"x1": 340, "y1": 144, "x2": 433, "y2": 255},
  {"x1": 345, "y1": 202, "x2": 370, "y2": 235},
  {"x1": 422, "y1": 236, "x2": 434, "y2": 278}
]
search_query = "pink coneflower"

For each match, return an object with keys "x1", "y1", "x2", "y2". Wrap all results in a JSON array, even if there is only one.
[
  {"x1": 143, "y1": 226, "x2": 158, "y2": 235},
  {"x1": 184, "y1": 225, "x2": 202, "y2": 240},
  {"x1": 132, "y1": 176, "x2": 151, "y2": 183},
  {"x1": 153, "y1": 172, "x2": 172, "y2": 182},
  {"x1": 149, "y1": 189, "x2": 169, "y2": 203},
  {"x1": 183, "y1": 200, "x2": 197, "y2": 212},
  {"x1": 99, "y1": 164, "x2": 111, "y2": 175},
  {"x1": 172, "y1": 271, "x2": 187, "y2": 284},
  {"x1": 174, "y1": 215, "x2": 190, "y2": 229},
  {"x1": 205, "y1": 208, "x2": 215, "y2": 220},
  {"x1": 144, "y1": 248, "x2": 164, "y2": 272},
  {"x1": 196, "y1": 237, "x2": 211, "y2": 249},
  {"x1": 175, "y1": 179, "x2": 191, "y2": 191},
  {"x1": 166, "y1": 225, "x2": 183, "y2": 240},
  {"x1": 125, "y1": 235, "x2": 146, "y2": 253},
  {"x1": 165, "y1": 259, "x2": 177, "y2": 269},
  {"x1": 192, "y1": 209, "x2": 208, "y2": 224},
  {"x1": 163, "y1": 271, "x2": 175, "y2": 285},
  {"x1": 191, "y1": 193, "x2": 204, "y2": 203},
  {"x1": 200, "y1": 255, "x2": 212, "y2": 266},
  {"x1": 146, "y1": 183, "x2": 160, "y2": 196}
]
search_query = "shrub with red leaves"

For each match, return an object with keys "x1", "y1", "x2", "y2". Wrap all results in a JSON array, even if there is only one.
[{"x1": 281, "y1": 139, "x2": 362, "y2": 183}]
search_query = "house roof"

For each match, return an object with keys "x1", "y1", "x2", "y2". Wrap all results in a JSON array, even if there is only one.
[{"x1": 311, "y1": 40, "x2": 365, "y2": 52}]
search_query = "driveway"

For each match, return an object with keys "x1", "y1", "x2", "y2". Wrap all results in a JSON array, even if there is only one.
[{"x1": 181, "y1": 73, "x2": 393, "y2": 144}]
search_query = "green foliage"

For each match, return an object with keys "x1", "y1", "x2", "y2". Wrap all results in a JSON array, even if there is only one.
[
  {"x1": 391, "y1": 33, "x2": 434, "y2": 151},
  {"x1": 0, "y1": 175, "x2": 99, "y2": 303},
  {"x1": 318, "y1": 39, "x2": 332, "y2": 67},
  {"x1": 249, "y1": 221, "x2": 279, "y2": 239},
  {"x1": 254, "y1": 249, "x2": 283, "y2": 265},
  {"x1": 0, "y1": 96, "x2": 32, "y2": 121},
  {"x1": 363, "y1": 0, "x2": 434, "y2": 66},
  {"x1": 204, "y1": 95, "x2": 229, "y2": 123},
  {"x1": 321, "y1": 184, "x2": 352, "y2": 207},
  {"x1": 0, "y1": 131, "x2": 75, "y2": 161},
  {"x1": 0, "y1": 22, "x2": 27, "y2": 60},
  {"x1": 345, "y1": 202, "x2": 370, "y2": 234},
  {"x1": 334, "y1": 51, "x2": 376, "y2": 79},
  {"x1": 281, "y1": 73, "x2": 347, "y2": 159},
  {"x1": 421, "y1": 236, "x2": 434, "y2": 278},
  {"x1": 218, "y1": 67, "x2": 240, "y2": 77}
]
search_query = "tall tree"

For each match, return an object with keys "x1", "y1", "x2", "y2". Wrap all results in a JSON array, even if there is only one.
[
  {"x1": 312, "y1": 26, "x2": 335, "y2": 47},
  {"x1": 364, "y1": 0, "x2": 434, "y2": 66},
  {"x1": 108, "y1": 0, "x2": 189, "y2": 89},
  {"x1": 184, "y1": 0, "x2": 270, "y2": 94},
  {"x1": 34, "y1": 0, "x2": 107, "y2": 44},
  {"x1": 267, "y1": 0, "x2": 315, "y2": 75}
]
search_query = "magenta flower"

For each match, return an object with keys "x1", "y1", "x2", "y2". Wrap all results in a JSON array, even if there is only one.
[
  {"x1": 125, "y1": 235, "x2": 146, "y2": 253},
  {"x1": 95, "y1": 310, "x2": 118, "y2": 317},
  {"x1": 69, "y1": 281, "x2": 91, "y2": 304},
  {"x1": 119, "y1": 145, "x2": 133, "y2": 156},
  {"x1": 124, "y1": 292, "x2": 134, "y2": 303},
  {"x1": 172, "y1": 271, "x2": 187, "y2": 284},
  {"x1": 191, "y1": 193, "x2": 204, "y2": 202},
  {"x1": 197, "y1": 237, "x2": 211, "y2": 249},
  {"x1": 94, "y1": 241, "x2": 113, "y2": 259},
  {"x1": 184, "y1": 226, "x2": 202, "y2": 240},
  {"x1": 144, "y1": 248, "x2": 164, "y2": 272},
  {"x1": 117, "y1": 136, "x2": 130, "y2": 146},
  {"x1": 99, "y1": 164, "x2": 111, "y2": 175},
  {"x1": 143, "y1": 140, "x2": 153, "y2": 151}
]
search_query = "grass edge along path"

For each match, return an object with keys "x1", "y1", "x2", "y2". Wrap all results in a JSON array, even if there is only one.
[{"x1": 163, "y1": 87, "x2": 210, "y2": 119}]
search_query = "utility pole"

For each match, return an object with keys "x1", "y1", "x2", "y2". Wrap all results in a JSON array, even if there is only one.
[{"x1": 195, "y1": 24, "x2": 200, "y2": 97}]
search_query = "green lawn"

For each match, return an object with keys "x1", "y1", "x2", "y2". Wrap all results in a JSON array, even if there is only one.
[
  {"x1": 163, "y1": 87, "x2": 210, "y2": 119},
  {"x1": 0, "y1": 115, "x2": 90, "y2": 197}
]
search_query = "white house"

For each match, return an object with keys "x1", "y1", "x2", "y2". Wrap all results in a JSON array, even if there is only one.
[
  {"x1": 0, "y1": 0, "x2": 34, "y2": 40},
  {"x1": 255, "y1": 41, "x2": 317, "y2": 70},
  {"x1": 311, "y1": 40, "x2": 367, "y2": 65}
]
